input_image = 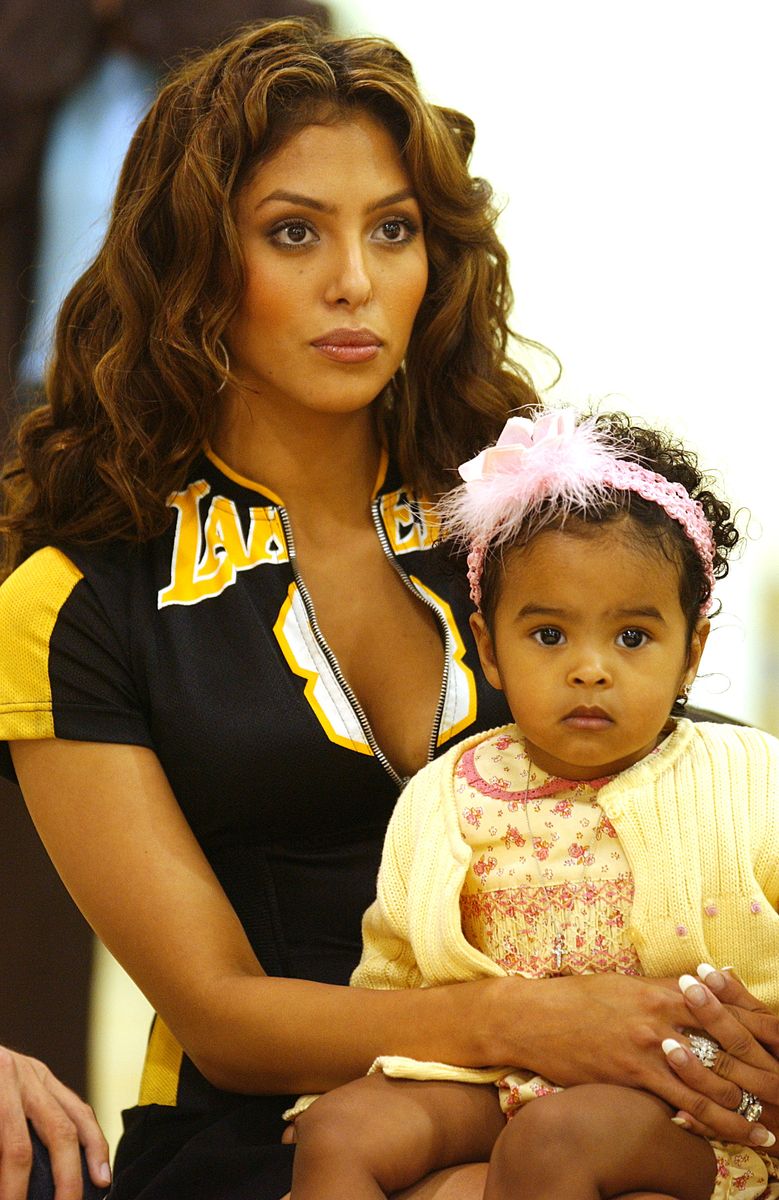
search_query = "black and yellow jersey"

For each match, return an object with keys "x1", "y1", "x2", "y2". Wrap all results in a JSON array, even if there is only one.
[{"x1": 0, "y1": 446, "x2": 510, "y2": 1198}]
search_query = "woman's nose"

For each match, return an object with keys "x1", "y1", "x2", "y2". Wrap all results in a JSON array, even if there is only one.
[{"x1": 324, "y1": 242, "x2": 373, "y2": 308}]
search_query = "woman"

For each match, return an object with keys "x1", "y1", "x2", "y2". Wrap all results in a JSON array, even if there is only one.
[{"x1": 0, "y1": 19, "x2": 777, "y2": 1200}]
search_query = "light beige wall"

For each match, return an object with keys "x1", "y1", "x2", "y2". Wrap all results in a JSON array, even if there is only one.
[
  {"x1": 89, "y1": 943, "x2": 151, "y2": 1156},
  {"x1": 335, "y1": 0, "x2": 779, "y2": 729}
]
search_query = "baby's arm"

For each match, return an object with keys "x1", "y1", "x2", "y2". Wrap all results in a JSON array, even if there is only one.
[{"x1": 290, "y1": 1073, "x2": 504, "y2": 1200}]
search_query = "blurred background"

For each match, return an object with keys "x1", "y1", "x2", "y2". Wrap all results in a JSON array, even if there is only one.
[{"x1": 1, "y1": 0, "x2": 776, "y2": 1158}]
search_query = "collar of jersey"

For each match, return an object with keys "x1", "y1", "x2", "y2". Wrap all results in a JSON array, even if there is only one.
[{"x1": 203, "y1": 442, "x2": 392, "y2": 506}]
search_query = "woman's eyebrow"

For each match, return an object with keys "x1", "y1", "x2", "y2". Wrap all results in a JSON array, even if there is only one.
[
  {"x1": 254, "y1": 190, "x2": 333, "y2": 212},
  {"x1": 254, "y1": 187, "x2": 418, "y2": 214},
  {"x1": 366, "y1": 188, "x2": 418, "y2": 212}
]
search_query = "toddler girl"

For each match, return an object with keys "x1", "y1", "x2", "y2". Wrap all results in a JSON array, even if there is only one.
[{"x1": 287, "y1": 408, "x2": 779, "y2": 1200}]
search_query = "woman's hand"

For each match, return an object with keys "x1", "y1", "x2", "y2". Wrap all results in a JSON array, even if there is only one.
[
  {"x1": 494, "y1": 971, "x2": 779, "y2": 1140},
  {"x1": 500, "y1": 972, "x2": 688, "y2": 1087},
  {"x1": 0, "y1": 1046, "x2": 110, "y2": 1200},
  {"x1": 659, "y1": 965, "x2": 779, "y2": 1149}
]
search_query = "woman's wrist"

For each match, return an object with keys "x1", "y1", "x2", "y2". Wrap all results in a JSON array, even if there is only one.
[
  {"x1": 467, "y1": 975, "x2": 538, "y2": 1067},
  {"x1": 365, "y1": 976, "x2": 533, "y2": 1073}
]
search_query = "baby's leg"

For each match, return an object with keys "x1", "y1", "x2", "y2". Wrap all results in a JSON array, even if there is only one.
[
  {"x1": 290, "y1": 1073, "x2": 505, "y2": 1199},
  {"x1": 484, "y1": 1084, "x2": 717, "y2": 1200}
]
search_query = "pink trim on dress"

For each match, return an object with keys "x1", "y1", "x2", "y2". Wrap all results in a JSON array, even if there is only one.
[{"x1": 456, "y1": 745, "x2": 613, "y2": 802}]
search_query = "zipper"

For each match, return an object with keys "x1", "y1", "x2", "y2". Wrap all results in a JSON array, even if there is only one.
[
  {"x1": 276, "y1": 503, "x2": 450, "y2": 791},
  {"x1": 370, "y1": 500, "x2": 450, "y2": 770}
]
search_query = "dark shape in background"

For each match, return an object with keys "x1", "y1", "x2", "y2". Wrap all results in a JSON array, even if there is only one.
[
  {"x1": 0, "y1": 0, "x2": 329, "y2": 444},
  {"x1": 0, "y1": 0, "x2": 328, "y2": 1098}
]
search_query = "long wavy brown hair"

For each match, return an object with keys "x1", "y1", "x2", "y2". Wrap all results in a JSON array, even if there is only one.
[{"x1": 0, "y1": 18, "x2": 541, "y2": 577}]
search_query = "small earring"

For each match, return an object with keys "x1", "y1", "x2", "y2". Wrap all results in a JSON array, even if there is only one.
[
  {"x1": 215, "y1": 338, "x2": 230, "y2": 394},
  {"x1": 676, "y1": 683, "x2": 691, "y2": 709}
]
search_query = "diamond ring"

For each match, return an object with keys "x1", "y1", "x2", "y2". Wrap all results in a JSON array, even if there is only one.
[
  {"x1": 736, "y1": 1089, "x2": 764, "y2": 1123},
  {"x1": 688, "y1": 1033, "x2": 720, "y2": 1069}
]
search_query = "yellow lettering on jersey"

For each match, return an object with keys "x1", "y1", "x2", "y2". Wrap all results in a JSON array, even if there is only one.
[
  {"x1": 378, "y1": 489, "x2": 440, "y2": 555},
  {"x1": 158, "y1": 481, "x2": 288, "y2": 607}
]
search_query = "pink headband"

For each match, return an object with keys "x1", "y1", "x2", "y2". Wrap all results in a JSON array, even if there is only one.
[{"x1": 442, "y1": 409, "x2": 716, "y2": 612}]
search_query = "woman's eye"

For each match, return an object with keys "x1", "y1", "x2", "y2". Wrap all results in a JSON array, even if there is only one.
[
  {"x1": 372, "y1": 217, "x2": 418, "y2": 244},
  {"x1": 532, "y1": 627, "x2": 565, "y2": 646},
  {"x1": 617, "y1": 628, "x2": 648, "y2": 649},
  {"x1": 270, "y1": 220, "x2": 318, "y2": 247}
]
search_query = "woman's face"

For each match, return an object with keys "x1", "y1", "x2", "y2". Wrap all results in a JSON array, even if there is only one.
[{"x1": 224, "y1": 110, "x2": 428, "y2": 423}]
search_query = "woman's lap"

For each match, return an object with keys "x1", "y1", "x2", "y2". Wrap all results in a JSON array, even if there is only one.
[{"x1": 109, "y1": 1099, "x2": 295, "y2": 1199}]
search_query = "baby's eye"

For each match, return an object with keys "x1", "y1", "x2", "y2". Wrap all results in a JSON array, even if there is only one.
[
  {"x1": 532, "y1": 627, "x2": 565, "y2": 646},
  {"x1": 269, "y1": 220, "x2": 319, "y2": 247},
  {"x1": 617, "y1": 628, "x2": 648, "y2": 649},
  {"x1": 371, "y1": 217, "x2": 419, "y2": 245}
]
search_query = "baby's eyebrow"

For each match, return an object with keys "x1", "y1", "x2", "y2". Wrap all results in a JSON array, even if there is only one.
[
  {"x1": 610, "y1": 606, "x2": 667, "y2": 622},
  {"x1": 514, "y1": 603, "x2": 668, "y2": 623},
  {"x1": 516, "y1": 604, "x2": 568, "y2": 618}
]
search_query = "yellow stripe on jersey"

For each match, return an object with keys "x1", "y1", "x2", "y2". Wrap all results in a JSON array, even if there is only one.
[
  {"x1": 0, "y1": 547, "x2": 83, "y2": 739},
  {"x1": 273, "y1": 584, "x2": 373, "y2": 756},
  {"x1": 138, "y1": 1015, "x2": 183, "y2": 1106},
  {"x1": 408, "y1": 578, "x2": 477, "y2": 747}
]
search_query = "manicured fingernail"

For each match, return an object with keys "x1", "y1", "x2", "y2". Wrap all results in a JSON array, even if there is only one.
[
  {"x1": 679, "y1": 973, "x2": 708, "y2": 1006},
  {"x1": 697, "y1": 963, "x2": 726, "y2": 993},
  {"x1": 662, "y1": 1037, "x2": 688, "y2": 1066},
  {"x1": 99, "y1": 1163, "x2": 112, "y2": 1184},
  {"x1": 671, "y1": 1115, "x2": 690, "y2": 1127},
  {"x1": 749, "y1": 1126, "x2": 776, "y2": 1147}
]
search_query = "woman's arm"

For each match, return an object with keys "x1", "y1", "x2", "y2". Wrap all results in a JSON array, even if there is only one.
[
  {"x1": 11, "y1": 737, "x2": 755, "y2": 1122},
  {"x1": 10, "y1": 737, "x2": 512, "y2": 1095}
]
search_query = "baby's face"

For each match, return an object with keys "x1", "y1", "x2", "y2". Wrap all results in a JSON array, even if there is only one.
[{"x1": 470, "y1": 523, "x2": 708, "y2": 780}]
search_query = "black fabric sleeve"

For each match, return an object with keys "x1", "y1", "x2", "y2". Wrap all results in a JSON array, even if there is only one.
[{"x1": 0, "y1": 546, "x2": 153, "y2": 782}]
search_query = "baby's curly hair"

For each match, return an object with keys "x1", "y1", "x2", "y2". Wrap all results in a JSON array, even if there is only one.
[{"x1": 480, "y1": 411, "x2": 741, "y2": 639}]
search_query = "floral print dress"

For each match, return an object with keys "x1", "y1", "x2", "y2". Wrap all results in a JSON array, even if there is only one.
[{"x1": 455, "y1": 729, "x2": 779, "y2": 1200}]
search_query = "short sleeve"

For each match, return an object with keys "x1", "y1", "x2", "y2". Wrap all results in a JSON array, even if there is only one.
[{"x1": 0, "y1": 546, "x2": 153, "y2": 780}]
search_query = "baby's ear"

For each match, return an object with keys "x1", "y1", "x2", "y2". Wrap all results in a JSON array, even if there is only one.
[
  {"x1": 685, "y1": 615, "x2": 711, "y2": 684},
  {"x1": 469, "y1": 612, "x2": 503, "y2": 692}
]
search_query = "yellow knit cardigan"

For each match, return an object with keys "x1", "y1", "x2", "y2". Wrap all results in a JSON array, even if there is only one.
[
  {"x1": 285, "y1": 720, "x2": 779, "y2": 1113},
  {"x1": 341, "y1": 719, "x2": 779, "y2": 1087}
]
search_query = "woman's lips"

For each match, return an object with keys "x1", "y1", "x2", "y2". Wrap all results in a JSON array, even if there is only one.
[{"x1": 311, "y1": 328, "x2": 382, "y2": 363}]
